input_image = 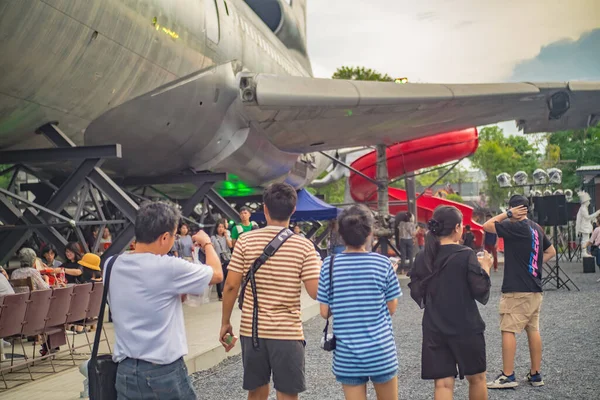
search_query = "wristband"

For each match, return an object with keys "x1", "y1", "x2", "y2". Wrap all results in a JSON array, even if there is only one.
[{"x1": 202, "y1": 242, "x2": 214, "y2": 250}]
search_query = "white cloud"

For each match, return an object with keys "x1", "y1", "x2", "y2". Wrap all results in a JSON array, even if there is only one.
[{"x1": 306, "y1": 0, "x2": 600, "y2": 83}]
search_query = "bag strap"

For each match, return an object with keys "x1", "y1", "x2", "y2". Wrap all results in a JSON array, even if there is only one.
[
  {"x1": 91, "y1": 254, "x2": 120, "y2": 360},
  {"x1": 323, "y1": 254, "x2": 336, "y2": 338},
  {"x1": 239, "y1": 228, "x2": 294, "y2": 307},
  {"x1": 238, "y1": 228, "x2": 294, "y2": 349},
  {"x1": 424, "y1": 248, "x2": 469, "y2": 299}
]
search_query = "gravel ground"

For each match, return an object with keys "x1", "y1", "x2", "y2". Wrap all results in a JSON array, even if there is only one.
[{"x1": 191, "y1": 261, "x2": 600, "y2": 399}]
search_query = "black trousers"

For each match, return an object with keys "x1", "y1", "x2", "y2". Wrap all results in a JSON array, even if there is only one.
[{"x1": 216, "y1": 261, "x2": 229, "y2": 299}]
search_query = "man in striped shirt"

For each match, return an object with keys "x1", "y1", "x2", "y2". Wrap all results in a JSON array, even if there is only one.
[{"x1": 220, "y1": 183, "x2": 321, "y2": 400}]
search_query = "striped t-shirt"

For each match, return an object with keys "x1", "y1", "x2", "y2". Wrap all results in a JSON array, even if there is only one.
[
  {"x1": 317, "y1": 252, "x2": 402, "y2": 377},
  {"x1": 228, "y1": 226, "x2": 321, "y2": 340}
]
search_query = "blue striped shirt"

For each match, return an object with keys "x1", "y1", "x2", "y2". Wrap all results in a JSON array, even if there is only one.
[{"x1": 317, "y1": 252, "x2": 402, "y2": 377}]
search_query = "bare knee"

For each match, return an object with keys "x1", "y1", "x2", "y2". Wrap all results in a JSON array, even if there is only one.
[
  {"x1": 434, "y1": 377, "x2": 455, "y2": 390},
  {"x1": 466, "y1": 372, "x2": 486, "y2": 385},
  {"x1": 276, "y1": 391, "x2": 298, "y2": 400},
  {"x1": 248, "y1": 384, "x2": 269, "y2": 400}
]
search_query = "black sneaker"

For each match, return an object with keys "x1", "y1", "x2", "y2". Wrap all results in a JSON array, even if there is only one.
[
  {"x1": 527, "y1": 371, "x2": 545, "y2": 387},
  {"x1": 487, "y1": 372, "x2": 518, "y2": 389}
]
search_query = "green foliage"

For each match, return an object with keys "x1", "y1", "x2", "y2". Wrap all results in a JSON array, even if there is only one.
[
  {"x1": 471, "y1": 126, "x2": 540, "y2": 208},
  {"x1": 307, "y1": 179, "x2": 346, "y2": 205},
  {"x1": 548, "y1": 125, "x2": 600, "y2": 190},
  {"x1": 446, "y1": 193, "x2": 464, "y2": 203},
  {"x1": 332, "y1": 66, "x2": 393, "y2": 82},
  {"x1": 0, "y1": 165, "x2": 11, "y2": 190},
  {"x1": 415, "y1": 165, "x2": 470, "y2": 187}
]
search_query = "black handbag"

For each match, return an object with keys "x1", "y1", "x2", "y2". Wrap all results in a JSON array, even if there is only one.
[
  {"x1": 88, "y1": 255, "x2": 120, "y2": 400},
  {"x1": 321, "y1": 255, "x2": 336, "y2": 351}
]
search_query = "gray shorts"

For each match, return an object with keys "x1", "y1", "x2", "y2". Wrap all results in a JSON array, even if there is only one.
[{"x1": 241, "y1": 336, "x2": 306, "y2": 394}]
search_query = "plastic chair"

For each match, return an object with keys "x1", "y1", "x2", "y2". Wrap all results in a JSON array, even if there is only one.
[
  {"x1": 19, "y1": 289, "x2": 52, "y2": 370},
  {"x1": 39, "y1": 286, "x2": 74, "y2": 371},
  {"x1": 64, "y1": 283, "x2": 92, "y2": 363},
  {"x1": 81, "y1": 282, "x2": 111, "y2": 353},
  {"x1": 0, "y1": 292, "x2": 30, "y2": 388}
]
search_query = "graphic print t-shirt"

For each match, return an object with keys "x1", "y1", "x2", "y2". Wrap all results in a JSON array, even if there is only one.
[{"x1": 495, "y1": 219, "x2": 552, "y2": 293}]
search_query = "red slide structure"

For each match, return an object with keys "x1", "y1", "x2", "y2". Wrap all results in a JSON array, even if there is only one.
[{"x1": 349, "y1": 128, "x2": 484, "y2": 246}]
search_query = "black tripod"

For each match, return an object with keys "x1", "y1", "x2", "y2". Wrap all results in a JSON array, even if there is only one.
[{"x1": 542, "y1": 226, "x2": 579, "y2": 291}]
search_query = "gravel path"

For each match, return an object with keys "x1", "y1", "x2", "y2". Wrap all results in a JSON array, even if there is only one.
[{"x1": 192, "y1": 261, "x2": 600, "y2": 399}]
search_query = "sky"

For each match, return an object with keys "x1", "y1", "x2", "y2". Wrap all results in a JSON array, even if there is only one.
[
  {"x1": 305, "y1": 0, "x2": 600, "y2": 169},
  {"x1": 306, "y1": 0, "x2": 600, "y2": 84}
]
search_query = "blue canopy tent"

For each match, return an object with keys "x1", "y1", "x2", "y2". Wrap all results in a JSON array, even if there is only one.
[{"x1": 251, "y1": 189, "x2": 341, "y2": 223}]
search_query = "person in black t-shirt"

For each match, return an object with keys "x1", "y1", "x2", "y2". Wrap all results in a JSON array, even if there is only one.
[
  {"x1": 483, "y1": 195, "x2": 556, "y2": 390},
  {"x1": 461, "y1": 225, "x2": 476, "y2": 249},
  {"x1": 412, "y1": 205, "x2": 492, "y2": 400}
]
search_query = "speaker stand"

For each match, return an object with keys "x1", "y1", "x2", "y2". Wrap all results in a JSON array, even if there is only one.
[{"x1": 542, "y1": 226, "x2": 579, "y2": 291}]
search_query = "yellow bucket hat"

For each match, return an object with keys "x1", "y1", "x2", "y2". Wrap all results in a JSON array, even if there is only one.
[{"x1": 78, "y1": 253, "x2": 101, "y2": 271}]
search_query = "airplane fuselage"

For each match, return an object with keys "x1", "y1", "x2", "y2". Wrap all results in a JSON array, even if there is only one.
[{"x1": 0, "y1": 0, "x2": 330, "y2": 190}]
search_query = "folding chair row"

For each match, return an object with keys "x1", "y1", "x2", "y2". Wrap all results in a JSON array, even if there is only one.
[{"x1": 0, "y1": 281, "x2": 107, "y2": 388}]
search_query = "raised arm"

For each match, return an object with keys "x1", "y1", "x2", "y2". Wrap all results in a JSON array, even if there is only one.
[{"x1": 193, "y1": 231, "x2": 223, "y2": 285}]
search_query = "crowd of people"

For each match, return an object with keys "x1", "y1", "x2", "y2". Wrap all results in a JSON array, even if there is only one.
[
  {"x1": 0, "y1": 185, "x2": 559, "y2": 400},
  {"x1": 95, "y1": 185, "x2": 555, "y2": 400}
]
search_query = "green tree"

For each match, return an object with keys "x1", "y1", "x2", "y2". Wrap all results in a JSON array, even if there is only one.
[
  {"x1": 0, "y1": 165, "x2": 11, "y2": 190},
  {"x1": 471, "y1": 126, "x2": 540, "y2": 208},
  {"x1": 332, "y1": 66, "x2": 393, "y2": 82},
  {"x1": 548, "y1": 126, "x2": 600, "y2": 190},
  {"x1": 414, "y1": 165, "x2": 470, "y2": 187},
  {"x1": 308, "y1": 177, "x2": 346, "y2": 205},
  {"x1": 446, "y1": 193, "x2": 464, "y2": 203}
]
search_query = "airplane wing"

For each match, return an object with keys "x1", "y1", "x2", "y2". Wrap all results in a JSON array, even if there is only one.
[{"x1": 239, "y1": 74, "x2": 600, "y2": 153}]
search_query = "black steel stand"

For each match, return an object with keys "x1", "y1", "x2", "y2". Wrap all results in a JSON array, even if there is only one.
[
  {"x1": 372, "y1": 236, "x2": 402, "y2": 258},
  {"x1": 0, "y1": 122, "x2": 233, "y2": 266},
  {"x1": 542, "y1": 226, "x2": 579, "y2": 291}
]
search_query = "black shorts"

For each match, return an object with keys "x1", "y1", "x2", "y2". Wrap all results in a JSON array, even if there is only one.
[
  {"x1": 421, "y1": 329, "x2": 486, "y2": 380},
  {"x1": 241, "y1": 336, "x2": 306, "y2": 394}
]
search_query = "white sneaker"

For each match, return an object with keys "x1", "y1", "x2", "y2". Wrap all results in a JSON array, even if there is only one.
[
  {"x1": 487, "y1": 372, "x2": 519, "y2": 389},
  {"x1": 1, "y1": 339, "x2": 10, "y2": 347}
]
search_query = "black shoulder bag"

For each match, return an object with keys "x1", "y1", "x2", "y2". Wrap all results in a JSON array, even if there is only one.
[
  {"x1": 409, "y1": 248, "x2": 468, "y2": 309},
  {"x1": 238, "y1": 228, "x2": 294, "y2": 349},
  {"x1": 88, "y1": 255, "x2": 119, "y2": 400},
  {"x1": 321, "y1": 255, "x2": 336, "y2": 351}
]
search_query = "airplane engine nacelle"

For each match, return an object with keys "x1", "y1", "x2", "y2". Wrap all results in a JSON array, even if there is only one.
[{"x1": 244, "y1": 0, "x2": 307, "y2": 56}]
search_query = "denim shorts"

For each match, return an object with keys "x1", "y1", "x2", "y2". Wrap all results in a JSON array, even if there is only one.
[
  {"x1": 336, "y1": 371, "x2": 397, "y2": 386},
  {"x1": 116, "y1": 357, "x2": 196, "y2": 400}
]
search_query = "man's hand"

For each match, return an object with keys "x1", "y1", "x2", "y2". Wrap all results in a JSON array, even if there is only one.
[
  {"x1": 219, "y1": 323, "x2": 236, "y2": 352},
  {"x1": 192, "y1": 230, "x2": 211, "y2": 248},
  {"x1": 508, "y1": 205, "x2": 528, "y2": 220}
]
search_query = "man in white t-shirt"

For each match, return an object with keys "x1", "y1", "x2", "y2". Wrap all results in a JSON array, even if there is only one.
[{"x1": 107, "y1": 201, "x2": 223, "y2": 399}]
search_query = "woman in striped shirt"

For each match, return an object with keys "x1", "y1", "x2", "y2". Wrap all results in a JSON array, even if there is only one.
[{"x1": 318, "y1": 204, "x2": 402, "y2": 400}]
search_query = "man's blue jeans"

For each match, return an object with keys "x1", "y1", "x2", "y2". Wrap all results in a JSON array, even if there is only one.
[{"x1": 116, "y1": 357, "x2": 196, "y2": 400}]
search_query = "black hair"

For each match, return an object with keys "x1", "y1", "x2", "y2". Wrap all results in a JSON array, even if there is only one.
[
  {"x1": 422, "y1": 206, "x2": 462, "y2": 273},
  {"x1": 213, "y1": 218, "x2": 228, "y2": 236},
  {"x1": 135, "y1": 201, "x2": 181, "y2": 244},
  {"x1": 337, "y1": 204, "x2": 374, "y2": 247},
  {"x1": 179, "y1": 223, "x2": 189, "y2": 235},
  {"x1": 263, "y1": 183, "x2": 297, "y2": 221},
  {"x1": 404, "y1": 212, "x2": 412, "y2": 222},
  {"x1": 239, "y1": 206, "x2": 252, "y2": 214},
  {"x1": 508, "y1": 194, "x2": 529, "y2": 208},
  {"x1": 465, "y1": 225, "x2": 471, "y2": 231},
  {"x1": 41, "y1": 244, "x2": 57, "y2": 257},
  {"x1": 65, "y1": 242, "x2": 82, "y2": 262}
]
